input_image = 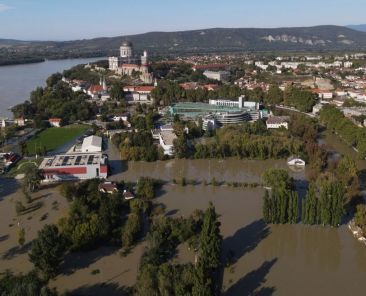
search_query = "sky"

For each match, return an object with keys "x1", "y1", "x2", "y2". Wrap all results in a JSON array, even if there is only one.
[{"x1": 0, "y1": 0, "x2": 365, "y2": 41}]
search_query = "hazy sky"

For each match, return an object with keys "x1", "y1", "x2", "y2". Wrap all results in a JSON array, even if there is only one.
[{"x1": 0, "y1": 0, "x2": 365, "y2": 40}]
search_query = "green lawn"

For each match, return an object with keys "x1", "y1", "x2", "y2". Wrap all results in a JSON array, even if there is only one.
[{"x1": 26, "y1": 125, "x2": 89, "y2": 155}]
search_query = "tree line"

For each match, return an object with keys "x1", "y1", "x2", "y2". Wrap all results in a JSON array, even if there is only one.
[
  {"x1": 134, "y1": 202, "x2": 222, "y2": 296},
  {"x1": 319, "y1": 105, "x2": 366, "y2": 159},
  {"x1": 262, "y1": 154, "x2": 359, "y2": 228}
]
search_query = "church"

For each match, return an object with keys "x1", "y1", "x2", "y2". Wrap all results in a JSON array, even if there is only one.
[{"x1": 108, "y1": 41, "x2": 153, "y2": 84}]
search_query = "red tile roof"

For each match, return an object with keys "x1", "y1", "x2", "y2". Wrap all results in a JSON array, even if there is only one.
[
  {"x1": 48, "y1": 118, "x2": 61, "y2": 122},
  {"x1": 88, "y1": 85, "x2": 104, "y2": 94}
]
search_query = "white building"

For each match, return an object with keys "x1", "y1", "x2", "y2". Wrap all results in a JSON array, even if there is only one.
[
  {"x1": 49, "y1": 118, "x2": 61, "y2": 127},
  {"x1": 39, "y1": 153, "x2": 108, "y2": 182},
  {"x1": 81, "y1": 136, "x2": 102, "y2": 153},
  {"x1": 209, "y1": 96, "x2": 259, "y2": 110},
  {"x1": 159, "y1": 130, "x2": 177, "y2": 156},
  {"x1": 123, "y1": 86, "x2": 155, "y2": 104},
  {"x1": 266, "y1": 116, "x2": 289, "y2": 129},
  {"x1": 203, "y1": 70, "x2": 230, "y2": 82}
]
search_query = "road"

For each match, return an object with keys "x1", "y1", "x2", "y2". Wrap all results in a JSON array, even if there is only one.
[{"x1": 275, "y1": 105, "x2": 317, "y2": 118}]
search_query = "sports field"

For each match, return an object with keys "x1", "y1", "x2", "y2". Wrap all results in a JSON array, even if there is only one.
[{"x1": 26, "y1": 125, "x2": 88, "y2": 155}]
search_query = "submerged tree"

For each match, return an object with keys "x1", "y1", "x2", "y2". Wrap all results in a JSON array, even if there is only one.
[
  {"x1": 194, "y1": 202, "x2": 222, "y2": 295},
  {"x1": 29, "y1": 224, "x2": 65, "y2": 280}
]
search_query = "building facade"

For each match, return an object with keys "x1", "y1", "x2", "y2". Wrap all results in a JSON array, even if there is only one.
[
  {"x1": 108, "y1": 41, "x2": 153, "y2": 84},
  {"x1": 39, "y1": 153, "x2": 108, "y2": 182}
]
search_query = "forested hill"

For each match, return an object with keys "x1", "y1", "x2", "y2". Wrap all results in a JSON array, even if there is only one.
[
  {"x1": 59, "y1": 25, "x2": 366, "y2": 53},
  {"x1": 2, "y1": 26, "x2": 366, "y2": 61}
]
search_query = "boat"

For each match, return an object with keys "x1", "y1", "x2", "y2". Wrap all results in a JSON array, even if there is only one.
[{"x1": 287, "y1": 156, "x2": 306, "y2": 167}]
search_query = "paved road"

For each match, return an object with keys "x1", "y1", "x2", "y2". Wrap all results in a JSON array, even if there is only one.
[{"x1": 275, "y1": 105, "x2": 317, "y2": 118}]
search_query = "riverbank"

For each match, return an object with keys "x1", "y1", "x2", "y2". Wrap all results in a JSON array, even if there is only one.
[{"x1": 0, "y1": 57, "x2": 107, "y2": 118}]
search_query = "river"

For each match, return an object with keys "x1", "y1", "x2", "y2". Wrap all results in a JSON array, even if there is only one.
[{"x1": 0, "y1": 58, "x2": 105, "y2": 118}]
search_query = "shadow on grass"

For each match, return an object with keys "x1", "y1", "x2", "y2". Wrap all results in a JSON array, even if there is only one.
[
  {"x1": 60, "y1": 247, "x2": 119, "y2": 276},
  {"x1": 224, "y1": 258, "x2": 277, "y2": 296},
  {"x1": 1, "y1": 241, "x2": 32, "y2": 260},
  {"x1": 67, "y1": 282, "x2": 132, "y2": 296}
]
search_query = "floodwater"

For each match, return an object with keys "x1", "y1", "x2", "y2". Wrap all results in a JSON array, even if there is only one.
[
  {"x1": 157, "y1": 185, "x2": 366, "y2": 295},
  {"x1": 108, "y1": 131, "x2": 366, "y2": 295},
  {"x1": 0, "y1": 57, "x2": 105, "y2": 118},
  {"x1": 2, "y1": 131, "x2": 366, "y2": 295},
  {"x1": 112, "y1": 158, "x2": 306, "y2": 184}
]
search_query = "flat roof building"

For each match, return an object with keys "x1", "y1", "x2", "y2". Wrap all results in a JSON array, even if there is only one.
[
  {"x1": 81, "y1": 135, "x2": 102, "y2": 153},
  {"x1": 39, "y1": 153, "x2": 108, "y2": 182},
  {"x1": 159, "y1": 130, "x2": 177, "y2": 156}
]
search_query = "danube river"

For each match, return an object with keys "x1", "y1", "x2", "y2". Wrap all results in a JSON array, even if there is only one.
[{"x1": 0, "y1": 58, "x2": 105, "y2": 118}]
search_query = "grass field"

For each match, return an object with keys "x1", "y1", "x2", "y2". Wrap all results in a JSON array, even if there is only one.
[{"x1": 26, "y1": 125, "x2": 89, "y2": 155}]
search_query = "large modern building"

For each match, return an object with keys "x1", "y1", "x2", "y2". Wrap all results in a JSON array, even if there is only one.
[
  {"x1": 169, "y1": 97, "x2": 261, "y2": 126},
  {"x1": 39, "y1": 153, "x2": 108, "y2": 182}
]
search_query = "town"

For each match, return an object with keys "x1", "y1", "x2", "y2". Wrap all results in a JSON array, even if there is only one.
[{"x1": 2, "y1": 6, "x2": 366, "y2": 295}]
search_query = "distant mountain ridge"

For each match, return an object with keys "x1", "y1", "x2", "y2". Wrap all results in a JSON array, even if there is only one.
[
  {"x1": 347, "y1": 24, "x2": 366, "y2": 32},
  {"x1": 2, "y1": 25, "x2": 366, "y2": 58}
]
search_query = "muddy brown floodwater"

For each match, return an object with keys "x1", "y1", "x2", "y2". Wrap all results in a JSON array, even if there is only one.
[{"x1": 2, "y1": 131, "x2": 366, "y2": 295}]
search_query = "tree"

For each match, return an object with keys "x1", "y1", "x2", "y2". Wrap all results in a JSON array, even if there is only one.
[
  {"x1": 266, "y1": 85, "x2": 283, "y2": 105},
  {"x1": 46, "y1": 72, "x2": 62, "y2": 88},
  {"x1": 22, "y1": 187, "x2": 32, "y2": 203},
  {"x1": 0, "y1": 271, "x2": 58, "y2": 296},
  {"x1": 173, "y1": 135, "x2": 189, "y2": 158},
  {"x1": 15, "y1": 201, "x2": 25, "y2": 215},
  {"x1": 263, "y1": 190, "x2": 271, "y2": 223},
  {"x1": 195, "y1": 202, "x2": 222, "y2": 295},
  {"x1": 303, "y1": 183, "x2": 318, "y2": 225},
  {"x1": 262, "y1": 168, "x2": 292, "y2": 191},
  {"x1": 29, "y1": 224, "x2": 65, "y2": 280},
  {"x1": 136, "y1": 177, "x2": 155, "y2": 200},
  {"x1": 23, "y1": 165, "x2": 41, "y2": 193},
  {"x1": 17, "y1": 227, "x2": 25, "y2": 246},
  {"x1": 122, "y1": 212, "x2": 142, "y2": 249},
  {"x1": 355, "y1": 204, "x2": 366, "y2": 233},
  {"x1": 110, "y1": 81, "x2": 125, "y2": 101}
]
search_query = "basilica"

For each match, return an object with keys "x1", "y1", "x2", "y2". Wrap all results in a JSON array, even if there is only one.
[{"x1": 108, "y1": 41, "x2": 153, "y2": 84}]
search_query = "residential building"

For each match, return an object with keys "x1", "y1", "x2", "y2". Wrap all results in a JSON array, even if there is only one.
[
  {"x1": 266, "y1": 116, "x2": 289, "y2": 129},
  {"x1": 123, "y1": 85, "x2": 155, "y2": 104},
  {"x1": 49, "y1": 118, "x2": 62, "y2": 127},
  {"x1": 99, "y1": 182, "x2": 118, "y2": 194}
]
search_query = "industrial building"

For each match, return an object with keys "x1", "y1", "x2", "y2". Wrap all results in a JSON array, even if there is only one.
[{"x1": 39, "y1": 153, "x2": 108, "y2": 182}]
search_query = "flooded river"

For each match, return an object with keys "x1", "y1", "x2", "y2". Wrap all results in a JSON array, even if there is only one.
[{"x1": 108, "y1": 132, "x2": 366, "y2": 295}]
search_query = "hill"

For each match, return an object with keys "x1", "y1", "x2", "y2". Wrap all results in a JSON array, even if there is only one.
[
  {"x1": 1, "y1": 25, "x2": 366, "y2": 63},
  {"x1": 347, "y1": 24, "x2": 366, "y2": 32}
]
